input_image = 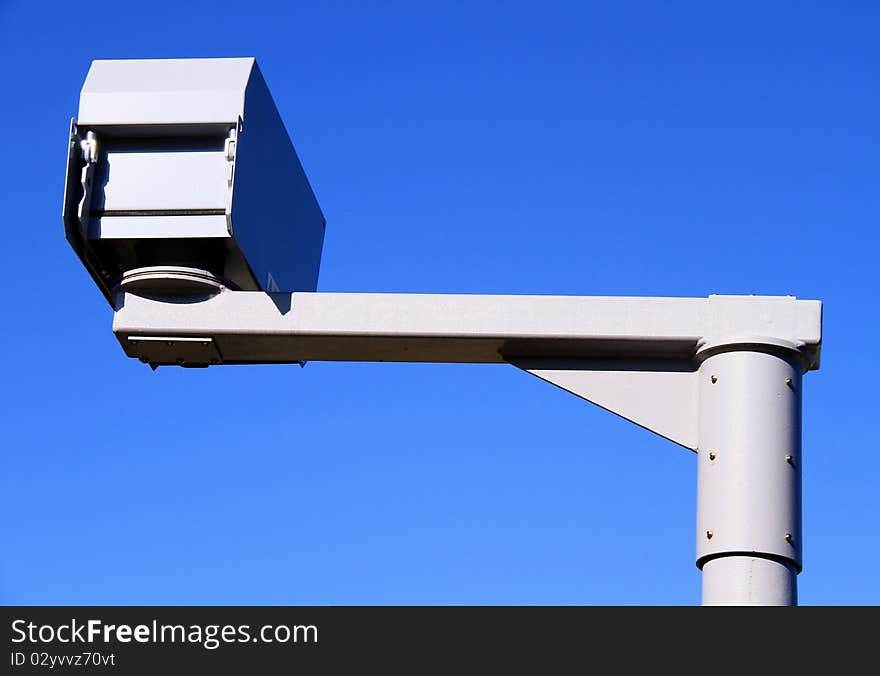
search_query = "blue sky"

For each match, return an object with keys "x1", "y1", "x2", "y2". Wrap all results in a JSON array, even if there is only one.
[{"x1": 0, "y1": 1, "x2": 877, "y2": 605}]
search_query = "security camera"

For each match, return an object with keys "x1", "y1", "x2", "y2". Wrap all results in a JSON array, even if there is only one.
[{"x1": 63, "y1": 57, "x2": 326, "y2": 304}]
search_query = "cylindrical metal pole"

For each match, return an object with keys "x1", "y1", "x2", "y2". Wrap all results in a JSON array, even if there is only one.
[
  {"x1": 702, "y1": 556, "x2": 797, "y2": 605},
  {"x1": 695, "y1": 343, "x2": 803, "y2": 606}
]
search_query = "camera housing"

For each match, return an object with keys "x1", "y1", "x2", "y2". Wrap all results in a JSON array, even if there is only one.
[{"x1": 63, "y1": 57, "x2": 325, "y2": 304}]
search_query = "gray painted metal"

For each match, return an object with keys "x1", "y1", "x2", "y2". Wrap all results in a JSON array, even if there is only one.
[
  {"x1": 517, "y1": 359, "x2": 698, "y2": 449},
  {"x1": 110, "y1": 289, "x2": 820, "y2": 605},
  {"x1": 77, "y1": 57, "x2": 256, "y2": 125},
  {"x1": 701, "y1": 556, "x2": 797, "y2": 606},
  {"x1": 118, "y1": 266, "x2": 230, "y2": 296},
  {"x1": 112, "y1": 291, "x2": 821, "y2": 368},
  {"x1": 695, "y1": 346, "x2": 803, "y2": 604},
  {"x1": 64, "y1": 58, "x2": 325, "y2": 305},
  {"x1": 61, "y1": 56, "x2": 825, "y2": 605}
]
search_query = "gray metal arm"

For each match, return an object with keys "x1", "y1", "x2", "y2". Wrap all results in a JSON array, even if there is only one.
[
  {"x1": 113, "y1": 291, "x2": 820, "y2": 367},
  {"x1": 112, "y1": 290, "x2": 822, "y2": 605}
]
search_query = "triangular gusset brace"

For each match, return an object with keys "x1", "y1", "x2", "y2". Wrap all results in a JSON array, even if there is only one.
[{"x1": 512, "y1": 358, "x2": 698, "y2": 451}]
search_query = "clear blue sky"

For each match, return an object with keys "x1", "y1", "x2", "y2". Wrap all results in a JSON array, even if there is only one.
[{"x1": 1, "y1": 1, "x2": 877, "y2": 605}]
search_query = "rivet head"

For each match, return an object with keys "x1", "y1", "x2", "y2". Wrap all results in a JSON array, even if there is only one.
[
  {"x1": 710, "y1": 375, "x2": 718, "y2": 384},
  {"x1": 785, "y1": 454, "x2": 794, "y2": 465},
  {"x1": 785, "y1": 533, "x2": 793, "y2": 544},
  {"x1": 706, "y1": 530, "x2": 714, "y2": 540},
  {"x1": 708, "y1": 451, "x2": 717, "y2": 461},
  {"x1": 785, "y1": 377, "x2": 794, "y2": 387}
]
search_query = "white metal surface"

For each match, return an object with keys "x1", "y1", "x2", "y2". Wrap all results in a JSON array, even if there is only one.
[
  {"x1": 695, "y1": 347, "x2": 802, "y2": 604},
  {"x1": 65, "y1": 57, "x2": 825, "y2": 607},
  {"x1": 112, "y1": 292, "x2": 821, "y2": 367},
  {"x1": 518, "y1": 359, "x2": 698, "y2": 449},
  {"x1": 109, "y1": 289, "x2": 821, "y2": 605},
  {"x1": 65, "y1": 58, "x2": 327, "y2": 303},
  {"x1": 701, "y1": 556, "x2": 797, "y2": 606},
  {"x1": 95, "y1": 149, "x2": 229, "y2": 212},
  {"x1": 90, "y1": 215, "x2": 229, "y2": 240},
  {"x1": 78, "y1": 58, "x2": 254, "y2": 125},
  {"x1": 118, "y1": 267, "x2": 232, "y2": 296}
]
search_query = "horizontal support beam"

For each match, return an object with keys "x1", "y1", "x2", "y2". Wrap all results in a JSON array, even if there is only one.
[{"x1": 112, "y1": 292, "x2": 822, "y2": 369}]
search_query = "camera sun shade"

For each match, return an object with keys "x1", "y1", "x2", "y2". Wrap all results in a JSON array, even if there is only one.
[{"x1": 63, "y1": 57, "x2": 326, "y2": 304}]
